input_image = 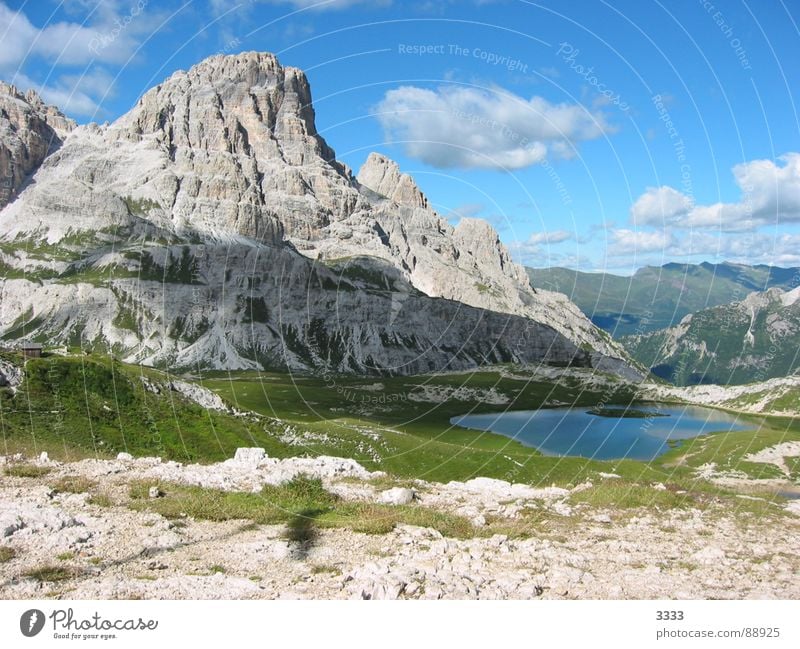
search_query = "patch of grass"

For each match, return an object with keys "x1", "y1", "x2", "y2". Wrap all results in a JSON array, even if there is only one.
[
  {"x1": 129, "y1": 475, "x2": 337, "y2": 526},
  {"x1": 4, "y1": 464, "x2": 52, "y2": 478},
  {"x1": 310, "y1": 564, "x2": 341, "y2": 575},
  {"x1": 127, "y1": 476, "x2": 484, "y2": 538},
  {"x1": 50, "y1": 475, "x2": 97, "y2": 494},
  {"x1": 321, "y1": 502, "x2": 476, "y2": 537},
  {"x1": 0, "y1": 546, "x2": 17, "y2": 563},
  {"x1": 570, "y1": 482, "x2": 693, "y2": 510},
  {"x1": 86, "y1": 493, "x2": 114, "y2": 507},
  {"x1": 0, "y1": 355, "x2": 296, "y2": 464},
  {"x1": 209, "y1": 564, "x2": 226, "y2": 574},
  {"x1": 56, "y1": 552, "x2": 75, "y2": 561},
  {"x1": 481, "y1": 512, "x2": 551, "y2": 539},
  {"x1": 358, "y1": 475, "x2": 419, "y2": 491},
  {"x1": 122, "y1": 196, "x2": 160, "y2": 216},
  {"x1": 660, "y1": 423, "x2": 799, "y2": 480},
  {"x1": 24, "y1": 565, "x2": 77, "y2": 583}
]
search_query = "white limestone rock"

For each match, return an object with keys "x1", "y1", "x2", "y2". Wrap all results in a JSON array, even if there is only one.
[
  {"x1": 0, "y1": 359, "x2": 22, "y2": 391},
  {"x1": 379, "y1": 487, "x2": 415, "y2": 506},
  {"x1": 357, "y1": 153, "x2": 427, "y2": 209},
  {"x1": 169, "y1": 380, "x2": 230, "y2": 412},
  {"x1": 232, "y1": 448, "x2": 267, "y2": 466},
  {"x1": 0, "y1": 82, "x2": 75, "y2": 209}
]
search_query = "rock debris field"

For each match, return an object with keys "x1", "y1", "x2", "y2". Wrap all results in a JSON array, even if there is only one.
[{"x1": 1, "y1": 449, "x2": 798, "y2": 600}]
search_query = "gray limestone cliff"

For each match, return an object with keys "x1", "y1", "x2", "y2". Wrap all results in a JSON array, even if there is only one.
[
  {"x1": 0, "y1": 52, "x2": 638, "y2": 378},
  {"x1": 0, "y1": 82, "x2": 75, "y2": 209}
]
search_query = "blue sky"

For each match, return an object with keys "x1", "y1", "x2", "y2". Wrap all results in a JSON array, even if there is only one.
[{"x1": 2, "y1": 0, "x2": 800, "y2": 274}]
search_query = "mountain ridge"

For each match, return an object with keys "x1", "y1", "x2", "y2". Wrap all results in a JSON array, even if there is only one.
[
  {"x1": 528, "y1": 262, "x2": 800, "y2": 337},
  {"x1": 0, "y1": 82, "x2": 76, "y2": 210},
  {"x1": 0, "y1": 52, "x2": 636, "y2": 378},
  {"x1": 621, "y1": 284, "x2": 800, "y2": 385}
]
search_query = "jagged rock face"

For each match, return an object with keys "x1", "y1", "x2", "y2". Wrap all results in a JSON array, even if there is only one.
[
  {"x1": 357, "y1": 153, "x2": 428, "y2": 209},
  {"x1": 0, "y1": 83, "x2": 75, "y2": 209},
  {"x1": 333, "y1": 155, "x2": 621, "y2": 362},
  {"x1": 0, "y1": 244, "x2": 599, "y2": 374},
  {"x1": 0, "y1": 52, "x2": 636, "y2": 376},
  {"x1": 115, "y1": 52, "x2": 363, "y2": 243},
  {"x1": 0, "y1": 53, "x2": 364, "y2": 245},
  {"x1": 622, "y1": 286, "x2": 800, "y2": 385}
]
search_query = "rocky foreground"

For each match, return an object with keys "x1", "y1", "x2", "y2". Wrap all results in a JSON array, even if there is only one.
[{"x1": 1, "y1": 450, "x2": 798, "y2": 600}]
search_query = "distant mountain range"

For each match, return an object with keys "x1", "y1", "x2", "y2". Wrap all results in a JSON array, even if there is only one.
[
  {"x1": 621, "y1": 286, "x2": 800, "y2": 386},
  {"x1": 527, "y1": 262, "x2": 800, "y2": 338}
]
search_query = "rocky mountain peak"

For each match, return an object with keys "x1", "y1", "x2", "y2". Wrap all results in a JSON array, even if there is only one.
[
  {"x1": 121, "y1": 51, "x2": 339, "y2": 169},
  {"x1": 0, "y1": 82, "x2": 75, "y2": 209},
  {"x1": 357, "y1": 152, "x2": 428, "y2": 209},
  {"x1": 0, "y1": 52, "x2": 634, "y2": 375}
]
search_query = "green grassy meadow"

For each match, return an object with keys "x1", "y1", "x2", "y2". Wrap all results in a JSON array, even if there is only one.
[{"x1": 2, "y1": 352, "x2": 798, "y2": 497}]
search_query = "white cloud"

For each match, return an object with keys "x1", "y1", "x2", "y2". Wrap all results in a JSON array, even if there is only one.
[
  {"x1": 209, "y1": 0, "x2": 392, "y2": 14},
  {"x1": 0, "y1": 4, "x2": 38, "y2": 70},
  {"x1": 527, "y1": 229, "x2": 573, "y2": 245},
  {"x1": 608, "y1": 228, "x2": 675, "y2": 257},
  {"x1": 37, "y1": 83, "x2": 102, "y2": 116},
  {"x1": 0, "y1": 2, "x2": 150, "y2": 71},
  {"x1": 60, "y1": 68, "x2": 117, "y2": 99},
  {"x1": 630, "y1": 186, "x2": 694, "y2": 226},
  {"x1": 41, "y1": 69, "x2": 118, "y2": 116},
  {"x1": 0, "y1": 1, "x2": 166, "y2": 117},
  {"x1": 596, "y1": 229, "x2": 800, "y2": 269},
  {"x1": 677, "y1": 231, "x2": 800, "y2": 266},
  {"x1": 447, "y1": 203, "x2": 485, "y2": 220},
  {"x1": 375, "y1": 85, "x2": 612, "y2": 170},
  {"x1": 630, "y1": 153, "x2": 800, "y2": 230},
  {"x1": 8, "y1": 70, "x2": 107, "y2": 116},
  {"x1": 508, "y1": 229, "x2": 575, "y2": 264}
]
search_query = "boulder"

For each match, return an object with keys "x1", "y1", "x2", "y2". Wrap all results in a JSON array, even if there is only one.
[
  {"x1": 379, "y1": 487, "x2": 415, "y2": 506},
  {"x1": 232, "y1": 448, "x2": 266, "y2": 466}
]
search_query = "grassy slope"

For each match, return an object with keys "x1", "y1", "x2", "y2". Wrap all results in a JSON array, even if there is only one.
[
  {"x1": 659, "y1": 421, "x2": 800, "y2": 482},
  {"x1": 200, "y1": 368, "x2": 800, "y2": 488},
  {"x1": 620, "y1": 298, "x2": 800, "y2": 386},
  {"x1": 200, "y1": 369, "x2": 647, "y2": 485},
  {"x1": 2, "y1": 354, "x2": 798, "y2": 494},
  {"x1": 0, "y1": 352, "x2": 295, "y2": 462},
  {"x1": 528, "y1": 262, "x2": 799, "y2": 338}
]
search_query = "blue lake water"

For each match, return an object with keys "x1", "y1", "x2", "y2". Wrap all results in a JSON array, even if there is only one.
[{"x1": 450, "y1": 405, "x2": 754, "y2": 461}]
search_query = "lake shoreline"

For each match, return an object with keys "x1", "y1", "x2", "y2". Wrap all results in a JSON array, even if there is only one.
[{"x1": 451, "y1": 404, "x2": 752, "y2": 462}]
